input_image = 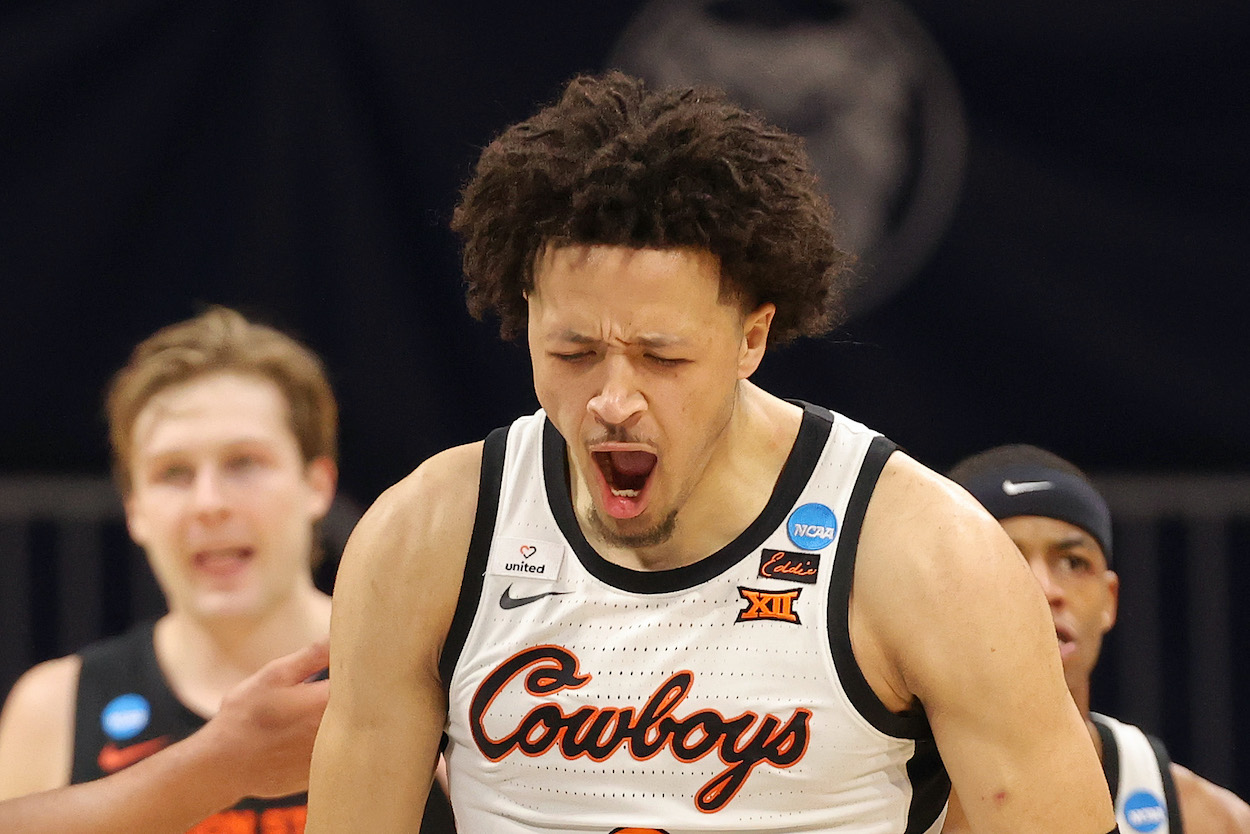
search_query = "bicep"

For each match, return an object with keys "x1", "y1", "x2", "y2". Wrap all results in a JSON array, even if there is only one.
[
  {"x1": 307, "y1": 446, "x2": 479, "y2": 833},
  {"x1": 857, "y1": 457, "x2": 1112, "y2": 833},
  {"x1": 0, "y1": 655, "x2": 79, "y2": 799},
  {"x1": 309, "y1": 558, "x2": 448, "y2": 830},
  {"x1": 916, "y1": 569, "x2": 1098, "y2": 829}
]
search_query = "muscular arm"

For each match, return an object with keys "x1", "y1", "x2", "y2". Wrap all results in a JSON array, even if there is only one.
[
  {"x1": 1174, "y1": 764, "x2": 1250, "y2": 834},
  {"x1": 306, "y1": 442, "x2": 481, "y2": 833},
  {"x1": 0, "y1": 640, "x2": 329, "y2": 833},
  {"x1": 853, "y1": 454, "x2": 1114, "y2": 834}
]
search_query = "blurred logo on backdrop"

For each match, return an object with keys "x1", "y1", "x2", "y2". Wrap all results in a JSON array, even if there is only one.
[{"x1": 609, "y1": 0, "x2": 967, "y2": 317}]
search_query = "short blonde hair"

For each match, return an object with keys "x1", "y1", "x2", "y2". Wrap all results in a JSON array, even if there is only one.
[{"x1": 107, "y1": 306, "x2": 338, "y2": 494}]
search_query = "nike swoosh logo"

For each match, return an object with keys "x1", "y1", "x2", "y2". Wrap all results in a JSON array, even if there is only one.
[
  {"x1": 97, "y1": 735, "x2": 171, "y2": 773},
  {"x1": 1002, "y1": 479, "x2": 1054, "y2": 496},
  {"x1": 499, "y1": 585, "x2": 570, "y2": 610}
]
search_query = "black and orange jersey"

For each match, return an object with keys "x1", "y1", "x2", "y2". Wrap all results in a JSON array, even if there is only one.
[{"x1": 72, "y1": 621, "x2": 307, "y2": 833}]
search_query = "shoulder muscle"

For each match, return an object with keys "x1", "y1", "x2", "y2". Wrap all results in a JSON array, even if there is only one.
[
  {"x1": 1173, "y1": 763, "x2": 1250, "y2": 834},
  {"x1": 0, "y1": 654, "x2": 81, "y2": 798},
  {"x1": 329, "y1": 440, "x2": 485, "y2": 691},
  {"x1": 855, "y1": 451, "x2": 1049, "y2": 707}
]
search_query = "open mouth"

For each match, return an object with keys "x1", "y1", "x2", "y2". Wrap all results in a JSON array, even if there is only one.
[
  {"x1": 193, "y1": 547, "x2": 254, "y2": 577},
  {"x1": 592, "y1": 450, "x2": 657, "y2": 518},
  {"x1": 1055, "y1": 625, "x2": 1077, "y2": 659}
]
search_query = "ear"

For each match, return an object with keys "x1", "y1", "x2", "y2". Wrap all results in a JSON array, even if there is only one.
[
  {"x1": 738, "y1": 302, "x2": 775, "y2": 379},
  {"x1": 304, "y1": 456, "x2": 338, "y2": 521},
  {"x1": 1101, "y1": 569, "x2": 1120, "y2": 632},
  {"x1": 124, "y1": 493, "x2": 149, "y2": 547}
]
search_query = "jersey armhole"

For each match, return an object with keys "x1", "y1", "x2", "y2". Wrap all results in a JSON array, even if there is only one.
[
  {"x1": 1147, "y1": 733, "x2": 1184, "y2": 834},
  {"x1": 438, "y1": 425, "x2": 509, "y2": 690},
  {"x1": 826, "y1": 435, "x2": 932, "y2": 738},
  {"x1": 1092, "y1": 715, "x2": 1122, "y2": 806}
]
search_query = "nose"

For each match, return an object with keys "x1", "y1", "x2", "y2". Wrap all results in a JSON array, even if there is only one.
[
  {"x1": 191, "y1": 467, "x2": 229, "y2": 520},
  {"x1": 586, "y1": 355, "x2": 646, "y2": 429},
  {"x1": 1028, "y1": 557, "x2": 1063, "y2": 606}
]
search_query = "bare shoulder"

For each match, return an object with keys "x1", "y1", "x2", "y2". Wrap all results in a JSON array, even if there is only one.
[
  {"x1": 858, "y1": 450, "x2": 1032, "y2": 623},
  {"x1": 854, "y1": 452, "x2": 1112, "y2": 831},
  {"x1": 865, "y1": 450, "x2": 1013, "y2": 560},
  {"x1": 310, "y1": 441, "x2": 486, "y2": 831},
  {"x1": 338, "y1": 440, "x2": 485, "y2": 582},
  {"x1": 330, "y1": 441, "x2": 485, "y2": 675},
  {"x1": 853, "y1": 449, "x2": 1054, "y2": 704},
  {"x1": 0, "y1": 653, "x2": 81, "y2": 798},
  {"x1": 1172, "y1": 763, "x2": 1250, "y2": 834}
]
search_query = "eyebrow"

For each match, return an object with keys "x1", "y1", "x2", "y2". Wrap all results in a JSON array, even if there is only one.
[
  {"x1": 551, "y1": 330, "x2": 685, "y2": 349},
  {"x1": 139, "y1": 436, "x2": 276, "y2": 458},
  {"x1": 1055, "y1": 534, "x2": 1095, "y2": 551}
]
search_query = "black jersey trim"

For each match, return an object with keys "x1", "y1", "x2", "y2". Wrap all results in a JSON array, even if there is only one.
[
  {"x1": 1148, "y1": 731, "x2": 1183, "y2": 834},
  {"x1": 73, "y1": 621, "x2": 169, "y2": 784},
  {"x1": 1093, "y1": 715, "x2": 1122, "y2": 806},
  {"x1": 826, "y1": 435, "x2": 933, "y2": 739},
  {"x1": 439, "y1": 425, "x2": 509, "y2": 690},
  {"x1": 904, "y1": 736, "x2": 951, "y2": 834},
  {"x1": 1093, "y1": 713, "x2": 1184, "y2": 834},
  {"x1": 541, "y1": 402, "x2": 833, "y2": 594}
]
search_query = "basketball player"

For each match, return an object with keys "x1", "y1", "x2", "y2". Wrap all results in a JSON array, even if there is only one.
[
  {"x1": 944, "y1": 444, "x2": 1250, "y2": 834},
  {"x1": 0, "y1": 640, "x2": 328, "y2": 832},
  {"x1": 307, "y1": 72, "x2": 1116, "y2": 833},
  {"x1": 0, "y1": 307, "x2": 338, "y2": 831}
]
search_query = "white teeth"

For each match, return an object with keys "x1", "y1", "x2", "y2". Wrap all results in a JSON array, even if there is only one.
[{"x1": 610, "y1": 488, "x2": 640, "y2": 498}]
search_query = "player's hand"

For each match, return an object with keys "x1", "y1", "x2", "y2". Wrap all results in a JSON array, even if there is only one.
[{"x1": 199, "y1": 641, "x2": 330, "y2": 800}]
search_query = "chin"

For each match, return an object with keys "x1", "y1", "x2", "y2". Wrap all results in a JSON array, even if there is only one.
[
  {"x1": 589, "y1": 505, "x2": 678, "y2": 549},
  {"x1": 1063, "y1": 658, "x2": 1095, "y2": 687},
  {"x1": 188, "y1": 589, "x2": 269, "y2": 622}
]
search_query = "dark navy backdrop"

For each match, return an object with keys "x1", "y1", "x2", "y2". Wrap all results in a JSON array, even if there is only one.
[{"x1": 1, "y1": 0, "x2": 1247, "y2": 802}]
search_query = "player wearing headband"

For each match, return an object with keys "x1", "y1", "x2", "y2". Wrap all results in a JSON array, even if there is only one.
[{"x1": 946, "y1": 444, "x2": 1250, "y2": 834}]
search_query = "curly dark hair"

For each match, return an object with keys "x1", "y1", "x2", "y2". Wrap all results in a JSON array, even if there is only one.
[{"x1": 451, "y1": 71, "x2": 854, "y2": 346}]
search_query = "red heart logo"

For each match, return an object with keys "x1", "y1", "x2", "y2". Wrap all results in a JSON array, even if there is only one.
[{"x1": 520, "y1": 545, "x2": 537, "y2": 558}]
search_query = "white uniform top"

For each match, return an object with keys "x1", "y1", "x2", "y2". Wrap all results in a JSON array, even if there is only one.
[
  {"x1": 1091, "y1": 712, "x2": 1182, "y2": 834},
  {"x1": 440, "y1": 404, "x2": 949, "y2": 833}
]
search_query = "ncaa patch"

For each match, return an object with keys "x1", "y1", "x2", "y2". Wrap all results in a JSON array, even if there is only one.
[
  {"x1": 1123, "y1": 790, "x2": 1167, "y2": 833},
  {"x1": 101, "y1": 693, "x2": 151, "y2": 741},
  {"x1": 786, "y1": 502, "x2": 838, "y2": 551},
  {"x1": 758, "y1": 549, "x2": 820, "y2": 584}
]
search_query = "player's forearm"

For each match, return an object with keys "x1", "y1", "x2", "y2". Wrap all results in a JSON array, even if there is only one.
[
  {"x1": 0, "y1": 730, "x2": 243, "y2": 834},
  {"x1": 306, "y1": 718, "x2": 436, "y2": 833}
]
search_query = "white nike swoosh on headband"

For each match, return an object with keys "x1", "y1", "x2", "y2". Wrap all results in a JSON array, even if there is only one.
[{"x1": 1002, "y1": 479, "x2": 1054, "y2": 496}]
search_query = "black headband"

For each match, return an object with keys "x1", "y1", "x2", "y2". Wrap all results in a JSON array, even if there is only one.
[{"x1": 956, "y1": 464, "x2": 1113, "y2": 563}]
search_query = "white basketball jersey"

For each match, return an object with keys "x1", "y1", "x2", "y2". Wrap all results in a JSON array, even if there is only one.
[
  {"x1": 440, "y1": 404, "x2": 949, "y2": 833},
  {"x1": 1091, "y1": 713, "x2": 1182, "y2": 834}
]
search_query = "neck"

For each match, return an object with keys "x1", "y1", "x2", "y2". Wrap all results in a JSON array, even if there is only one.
[
  {"x1": 1066, "y1": 673, "x2": 1105, "y2": 762},
  {"x1": 1068, "y1": 672, "x2": 1092, "y2": 721},
  {"x1": 581, "y1": 384, "x2": 802, "y2": 571},
  {"x1": 154, "y1": 583, "x2": 330, "y2": 716}
]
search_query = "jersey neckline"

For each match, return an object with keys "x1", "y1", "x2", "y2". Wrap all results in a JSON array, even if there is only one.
[{"x1": 540, "y1": 401, "x2": 833, "y2": 594}]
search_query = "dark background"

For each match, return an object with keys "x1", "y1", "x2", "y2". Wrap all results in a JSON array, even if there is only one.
[{"x1": 2, "y1": 0, "x2": 1248, "y2": 806}]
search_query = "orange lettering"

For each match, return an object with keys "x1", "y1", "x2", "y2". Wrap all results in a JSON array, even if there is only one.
[
  {"x1": 736, "y1": 588, "x2": 801, "y2": 624},
  {"x1": 260, "y1": 805, "x2": 308, "y2": 833},
  {"x1": 758, "y1": 551, "x2": 820, "y2": 584},
  {"x1": 188, "y1": 809, "x2": 256, "y2": 834},
  {"x1": 774, "y1": 561, "x2": 815, "y2": 577}
]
